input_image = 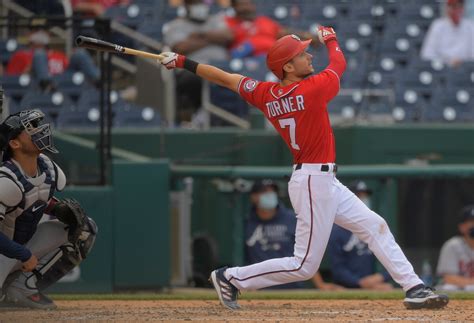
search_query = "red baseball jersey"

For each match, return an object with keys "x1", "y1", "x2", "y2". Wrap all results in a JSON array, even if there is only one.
[{"x1": 238, "y1": 70, "x2": 340, "y2": 164}]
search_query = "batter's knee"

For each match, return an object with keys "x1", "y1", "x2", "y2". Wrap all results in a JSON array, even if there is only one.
[{"x1": 292, "y1": 257, "x2": 319, "y2": 280}]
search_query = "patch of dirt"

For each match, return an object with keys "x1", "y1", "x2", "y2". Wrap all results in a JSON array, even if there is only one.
[{"x1": 0, "y1": 300, "x2": 472, "y2": 321}]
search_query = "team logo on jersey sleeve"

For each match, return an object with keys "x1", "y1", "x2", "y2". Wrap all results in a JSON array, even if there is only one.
[{"x1": 243, "y1": 79, "x2": 258, "y2": 92}]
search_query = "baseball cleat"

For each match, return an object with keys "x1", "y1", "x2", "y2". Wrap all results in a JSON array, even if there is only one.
[
  {"x1": 403, "y1": 284, "x2": 449, "y2": 309},
  {"x1": 6, "y1": 286, "x2": 57, "y2": 310},
  {"x1": 209, "y1": 267, "x2": 241, "y2": 310}
]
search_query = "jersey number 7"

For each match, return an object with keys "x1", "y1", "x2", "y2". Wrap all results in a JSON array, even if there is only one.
[{"x1": 278, "y1": 117, "x2": 300, "y2": 150}]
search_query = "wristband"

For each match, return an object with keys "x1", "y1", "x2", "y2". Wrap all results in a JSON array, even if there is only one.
[{"x1": 184, "y1": 58, "x2": 199, "y2": 74}]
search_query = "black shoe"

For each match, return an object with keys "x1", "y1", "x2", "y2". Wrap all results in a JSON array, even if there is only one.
[
  {"x1": 209, "y1": 267, "x2": 240, "y2": 310},
  {"x1": 404, "y1": 284, "x2": 449, "y2": 309}
]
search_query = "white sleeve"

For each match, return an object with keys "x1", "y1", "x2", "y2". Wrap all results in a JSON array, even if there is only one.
[
  {"x1": 436, "y1": 238, "x2": 461, "y2": 276},
  {"x1": 54, "y1": 162, "x2": 67, "y2": 191},
  {"x1": 421, "y1": 20, "x2": 442, "y2": 61},
  {"x1": 0, "y1": 175, "x2": 23, "y2": 220}
]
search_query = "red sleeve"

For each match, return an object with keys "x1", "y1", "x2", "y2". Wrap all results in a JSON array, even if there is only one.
[
  {"x1": 247, "y1": 17, "x2": 281, "y2": 55},
  {"x1": 305, "y1": 40, "x2": 346, "y2": 102},
  {"x1": 5, "y1": 50, "x2": 33, "y2": 75},
  {"x1": 238, "y1": 77, "x2": 268, "y2": 111},
  {"x1": 325, "y1": 40, "x2": 346, "y2": 78}
]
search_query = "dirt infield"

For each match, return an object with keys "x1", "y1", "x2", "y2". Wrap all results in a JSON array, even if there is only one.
[{"x1": 1, "y1": 299, "x2": 473, "y2": 321}]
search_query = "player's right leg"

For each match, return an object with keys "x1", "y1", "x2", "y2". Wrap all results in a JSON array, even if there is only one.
[
  {"x1": 333, "y1": 179, "x2": 448, "y2": 309},
  {"x1": 4, "y1": 220, "x2": 68, "y2": 310},
  {"x1": 210, "y1": 171, "x2": 338, "y2": 309}
]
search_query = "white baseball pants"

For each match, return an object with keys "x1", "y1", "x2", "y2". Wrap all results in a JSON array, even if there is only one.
[
  {"x1": 225, "y1": 164, "x2": 423, "y2": 291},
  {"x1": 0, "y1": 219, "x2": 68, "y2": 291}
]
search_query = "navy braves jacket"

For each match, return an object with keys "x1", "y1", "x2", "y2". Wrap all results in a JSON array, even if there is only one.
[
  {"x1": 244, "y1": 203, "x2": 304, "y2": 289},
  {"x1": 328, "y1": 224, "x2": 390, "y2": 288}
]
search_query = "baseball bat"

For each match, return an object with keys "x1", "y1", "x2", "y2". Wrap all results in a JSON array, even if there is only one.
[{"x1": 75, "y1": 35, "x2": 165, "y2": 61}]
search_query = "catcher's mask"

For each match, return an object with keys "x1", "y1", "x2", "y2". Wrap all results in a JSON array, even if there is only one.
[{"x1": 0, "y1": 109, "x2": 58, "y2": 156}]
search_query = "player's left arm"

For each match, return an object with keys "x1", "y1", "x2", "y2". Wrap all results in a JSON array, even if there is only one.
[
  {"x1": 158, "y1": 52, "x2": 244, "y2": 93},
  {"x1": 306, "y1": 27, "x2": 347, "y2": 102},
  {"x1": 196, "y1": 64, "x2": 244, "y2": 93}
]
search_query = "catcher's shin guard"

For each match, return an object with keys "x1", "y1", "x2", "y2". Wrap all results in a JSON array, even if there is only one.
[{"x1": 31, "y1": 218, "x2": 97, "y2": 290}]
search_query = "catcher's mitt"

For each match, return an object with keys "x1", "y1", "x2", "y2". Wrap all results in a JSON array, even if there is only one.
[{"x1": 53, "y1": 198, "x2": 90, "y2": 244}]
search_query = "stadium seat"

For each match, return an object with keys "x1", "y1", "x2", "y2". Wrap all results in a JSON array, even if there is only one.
[
  {"x1": 53, "y1": 71, "x2": 92, "y2": 103},
  {"x1": 268, "y1": 4, "x2": 302, "y2": 25},
  {"x1": 160, "y1": 5, "x2": 186, "y2": 21},
  {"x1": 359, "y1": 93, "x2": 395, "y2": 122},
  {"x1": 341, "y1": 69, "x2": 367, "y2": 89},
  {"x1": 349, "y1": 4, "x2": 387, "y2": 22},
  {"x1": 372, "y1": 55, "x2": 400, "y2": 74},
  {"x1": 210, "y1": 83, "x2": 249, "y2": 120},
  {"x1": 395, "y1": 69, "x2": 440, "y2": 100},
  {"x1": 0, "y1": 38, "x2": 22, "y2": 66},
  {"x1": 365, "y1": 69, "x2": 395, "y2": 89},
  {"x1": 327, "y1": 93, "x2": 360, "y2": 122},
  {"x1": 422, "y1": 102, "x2": 473, "y2": 123},
  {"x1": 339, "y1": 21, "x2": 378, "y2": 40},
  {"x1": 384, "y1": 21, "x2": 426, "y2": 51},
  {"x1": 299, "y1": 2, "x2": 349, "y2": 26},
  {"x1": 380, "y1": 34, "x2": 417, "y2": 66},
  {"x1": 226, "y1": 56, "x2": 268, "y2": 81},
  {"x1": 56, "y1": 107, "x2": 100, "y2": 129},
  {"x1": 103, "y1": 4, "x2": 145, "y2": 29},
  {"x1": 397, "y1": 3, "x2": 439, "y2": 21},
  {"x1": 76, "y1": 88, "x2": 123, "y2": 111},
  {"x1": 445, "y1": 63, "x2": 474, "y2": 89},
  {"x1": 0, "y1": 74, "x2": 35, "y2": 104},
  {"x1": 114, "y1": 105, "x2": 161, "y2": 127},
  {"x1": 377, "y1": 0, "x2": 400, "y2": 17},
  {"x1": 206, "y1": 60, "x2": 249, "y2": 122},
  {"x1": 344, "y1": 50, "x2": 369, "y2": 73},
  {"x1": 392, "y1": 89, "x2": 426, "y2": 122},
  {"x1": 19, "y1": 91, "x2": 73, "y2": 126}
]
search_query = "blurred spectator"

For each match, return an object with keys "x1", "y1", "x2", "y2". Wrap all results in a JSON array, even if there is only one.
[
  {"x1": 5, "y1": 30, "x2": 100, "y2": 90},
  {"x1": 328, "y1": 181, "x2": 393, "y2": 290},
  {"x1": 226, "y1": 0, "x2": 319, "y2": 59},
  {"x1": 71, "y1": 0, "x2": 130, "y2": 17},
  {"x1": 436, "y1": 205, "x2": 474, "y2": 291},
  {"x1": 421, "y1": 0, "x2": 474, "y2": 67},
  {"x1": 245, "y1": 179, "x2": 343, "y2": 290},
  {"x1": 163, "y1": 0, "x2": 233, "y2": 125}
]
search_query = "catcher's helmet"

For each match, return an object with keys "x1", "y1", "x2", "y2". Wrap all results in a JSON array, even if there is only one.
[
  {"x1": 266, "y1": 34, "x2": 311, "y2": 80},
  {"x1": 0, "y1": 109, "x2": 58, "y2": 155}
]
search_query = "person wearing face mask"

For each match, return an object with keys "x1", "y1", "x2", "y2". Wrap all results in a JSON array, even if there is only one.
[
  {"x1": 244, "y1": 179, "x2": 343, "y2": 290},
  {"x1": 421, "y1": 0, "x2": 474, "y2": 67},
  {"x1": 327, "y1": 181, "x2": 393, "y2": 291},
  {"x1": 163, "y1": 0, "x2": 233, "y2": 125},
  {"x1": 436, "y1": 205, "x2": 474, "y2": 291},
  {"x1": 226, "y1": 0, "x2": 320, "y2": 59}
]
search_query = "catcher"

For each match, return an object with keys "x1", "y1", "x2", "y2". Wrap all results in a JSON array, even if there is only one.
[{"x1": 0, "y1": 109, "x2": 97, "y2": 309}]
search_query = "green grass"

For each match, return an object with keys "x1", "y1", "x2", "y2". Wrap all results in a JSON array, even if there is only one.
[{"x1": 49, "y1": 289, "x2": 474, "y2": 301}]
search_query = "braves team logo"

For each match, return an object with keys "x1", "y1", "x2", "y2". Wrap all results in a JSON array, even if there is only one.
[{"x1": 244, "y1": 79, "x2": 258, "y2": 92}]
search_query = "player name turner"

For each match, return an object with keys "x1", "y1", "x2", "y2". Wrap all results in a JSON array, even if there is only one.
[{"x1": 266, "y1": 94, "x2": 305, "y2": 118}]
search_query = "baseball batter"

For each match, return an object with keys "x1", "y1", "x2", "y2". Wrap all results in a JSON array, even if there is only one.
[
  {"x1": 0, "y1": 109, "x2": 97, "y2": 309},
  {"x1": 159, "y1": 26, "x2": 449, "y2": 310}
]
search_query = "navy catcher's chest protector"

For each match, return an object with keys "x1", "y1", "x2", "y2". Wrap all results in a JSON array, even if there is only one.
[{"x1": 0, "y1": 156, "x2": 57, "y2": 244}]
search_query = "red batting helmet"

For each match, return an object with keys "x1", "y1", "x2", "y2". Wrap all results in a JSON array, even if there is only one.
[{"x1": 266, "y1": 34, "x2": 311, "y2": 80}]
